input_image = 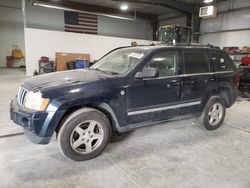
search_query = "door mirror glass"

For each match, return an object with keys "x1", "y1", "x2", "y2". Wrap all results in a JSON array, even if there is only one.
[{"x1": 135, "y1": 68, "x2": 159, "y2": 79}]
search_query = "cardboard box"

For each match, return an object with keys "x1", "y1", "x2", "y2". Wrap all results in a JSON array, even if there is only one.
[
  {"x1": 56, "y1": 52, "x2": 90, "y2": 71},
  {"x1": 241, "y1": 47, "x2": 250, "y2": 54}
]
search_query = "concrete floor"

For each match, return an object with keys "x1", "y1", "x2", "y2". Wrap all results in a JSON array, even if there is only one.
[{"x1": 0, "y1": 68, "x2": 250, "y2": 188}]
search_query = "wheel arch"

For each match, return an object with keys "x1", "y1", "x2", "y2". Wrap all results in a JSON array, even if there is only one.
[
  {"x1": 55, "y1": 105, "x2": 83, "y2": 134},
  {"x1": 216, "y1": 87, "x2": 234, "y2": 108},
  {"x1": 201, "y1": 86, "x2": 234, "y2": 115},
  {"x1": 55, "y1": 102, "x2": 120, "y2": 134},
  {"x1": 87, "y1": 103, "x2": 120, "y2": 132}
]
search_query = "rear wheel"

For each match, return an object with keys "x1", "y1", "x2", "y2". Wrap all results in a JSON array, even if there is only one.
[
  {"x1": 199, "y1": 96, "x2": 226, "y2": 130},
  {"x1": 57, "y1": 108, "x2": 111, "y2": 161}
]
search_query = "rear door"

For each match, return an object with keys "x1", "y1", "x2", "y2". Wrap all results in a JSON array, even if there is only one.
[{"x1": 180, "y1": 49, "x2": 216, "y2": 114}]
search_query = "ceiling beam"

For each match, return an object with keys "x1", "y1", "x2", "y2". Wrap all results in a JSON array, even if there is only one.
[
  {"x1": 36, "y1": 0, "x2": 158, "y2": 20},
  {"x1": 112, "y1": 0, "x2": 196, "y2": 15}
]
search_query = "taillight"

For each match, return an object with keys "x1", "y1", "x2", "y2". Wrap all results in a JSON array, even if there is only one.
[{"x1": 234, "y1": 73, "x2": 241, "y2": 87}]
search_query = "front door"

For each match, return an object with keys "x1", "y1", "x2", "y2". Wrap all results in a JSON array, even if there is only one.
[{"x1": 126, "y1": 50, "x2": 181, "y2": 125}]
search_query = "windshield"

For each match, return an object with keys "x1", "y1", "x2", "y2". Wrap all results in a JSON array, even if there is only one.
[{"x1": 91, "y1": 48, "x2": 146, "y2": 75}]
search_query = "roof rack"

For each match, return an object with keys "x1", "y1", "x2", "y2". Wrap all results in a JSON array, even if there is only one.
[
  {"x1": 201, "y1": 44, "x2": 220, "y2": 49},
  {"x1": 153, "y1": 42, "x2": 220, "y2": 49}
]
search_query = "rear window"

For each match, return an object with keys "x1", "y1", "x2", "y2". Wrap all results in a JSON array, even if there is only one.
[
  {"x1": 210, "y1": 52, "x2": 233, "y2": 72},
  {"x1": 184, "y1": 51, "x2": 210, "y2": 74}
]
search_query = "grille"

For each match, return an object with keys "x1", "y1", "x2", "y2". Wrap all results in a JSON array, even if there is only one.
[{"x1": 17, "y1": 87, "x2": 28, "y2": 106}]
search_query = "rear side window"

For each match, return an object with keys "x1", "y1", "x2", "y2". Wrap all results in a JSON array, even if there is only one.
[
  {"x1": 184, "y1": 51, "x2": 210, "y2": 74},
  {"x1": 210, "y1": 52, "x2": 233, "y2": 72}
]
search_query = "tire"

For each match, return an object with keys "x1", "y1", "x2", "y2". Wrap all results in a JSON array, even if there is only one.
[
  {"x1": 198, "y1": 96, "x2": 226, "y2": 130},
  {"x1": 57, "y1": 107, "x2": 112, "y2": 161}
]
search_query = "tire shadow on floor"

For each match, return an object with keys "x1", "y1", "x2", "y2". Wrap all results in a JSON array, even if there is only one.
[{"x1": 110, "y1": 131, "x2": 134, "y2": 143}]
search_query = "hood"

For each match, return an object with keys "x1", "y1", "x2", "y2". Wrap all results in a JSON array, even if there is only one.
[{"x1": 22, "y1": 69, "x2": 108, "y2": 91}]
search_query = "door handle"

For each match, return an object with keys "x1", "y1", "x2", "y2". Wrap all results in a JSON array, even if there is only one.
[
  {"x1": 205, "y1": 78, "x2": 215, "y2": 83},
  {"x1": 183, "y1": 80, "x2": 196, "y2": 84},
  {"x1": 167, "y1": 80, "x2": 180, "y2": 87},
  {"x1": 123, "y1": 85, "x2": 130, "y2": 88},
  {"x1": 172, "y1": 82, "x2": 180, "y2": 87},
  {"x1": 171, "y1": 79, "x2": 178, "y2": 83}
]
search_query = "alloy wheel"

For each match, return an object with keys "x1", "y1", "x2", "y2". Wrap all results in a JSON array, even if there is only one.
[
  {"x1": 208, "y1": 103, "x2": 223, "y2": 126},
  {"x1": 70, "y1": 120, "x2": 104, "y2": 154}
]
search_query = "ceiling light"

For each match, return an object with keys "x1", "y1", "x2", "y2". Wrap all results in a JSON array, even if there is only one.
[
  {"x1": 120, "y1": 3, "x2": 128, "y2": 11},
  {"x1": 203, "y1": 0, "x2": 214, "y2": 3}
]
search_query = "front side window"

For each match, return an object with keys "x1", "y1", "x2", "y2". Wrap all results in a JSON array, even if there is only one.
[
  {"x1": 144, "y1": 51, "x2": 178, "y2": 77},
  {"x1": 210, "y1": 52, "x2": 233, "y2": 72},
  {"x1": 184, "y1": 51, "x2": 210, "y2": 74},
  {"x1": 91, "y1": 48, "x2": 146, "y2": 75}
]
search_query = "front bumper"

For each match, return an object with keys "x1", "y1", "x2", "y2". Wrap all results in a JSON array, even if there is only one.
[{"x1": 10, "y1": 97, "x2": 65, "y2": 144}]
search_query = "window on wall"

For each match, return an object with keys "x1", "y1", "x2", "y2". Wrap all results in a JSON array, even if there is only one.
[
  {"x1": 184, "y1": 51, "x2": 210, "y2": 74},
  {"x1": 210, "y1": 52, "x2": 233, "y2": 72},
  {"x1": 144, "y1": 51, "x2": 178, "y2": 77}
]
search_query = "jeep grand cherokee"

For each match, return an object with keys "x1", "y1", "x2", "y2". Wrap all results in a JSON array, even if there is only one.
[{"x1": 10, "y1": 45, "x2": 238, "y2": 161}]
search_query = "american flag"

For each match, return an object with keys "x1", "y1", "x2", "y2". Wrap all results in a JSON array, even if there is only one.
[{"x1": 64, "y1": 11, "x2": 98, "y2": 35}]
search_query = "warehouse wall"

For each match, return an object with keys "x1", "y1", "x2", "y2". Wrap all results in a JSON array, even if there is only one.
[
  {"x1": 199, "y1": 0, "x2": 250, "y2": 48},
  {"x1": 26, "y1": 4, "x2": 152, "y2": 40},
  {"x1": 159, "y1": 16, "x2": 187, "y2": 27},
  {"x1": 98, "y1": 16, "x2": 152, "y2": 40},
  {"x1": 25, "y1": 28, "x2": 154, "y2": 76},
  {"x1": 26, "y1": 5, "x2": 64, "y2": 31},
  {"x1": 0, "y1": 0, "x2": 25, "y2": 67}
]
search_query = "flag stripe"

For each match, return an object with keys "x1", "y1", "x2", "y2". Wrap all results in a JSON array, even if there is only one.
[
  {"x1": 78, "y1": 18, "x2": 98, "y2": 24},
  {"x1": 65, "y1": 28, "x2": 97, "y2": 34},
  {"x1": 78, "y1": 21, "x2": 98, "y2": 26},
  {"x1": 79, "y1": 13, "x2": 98, "y2": 19},
  {"x1": 66, "y1": 23, "x2": 97, "y2": 28},
  {"x1": 79, "y1": 15, "x2": 98, "y2": 20},
  {"x1": 65, "y1": 28, "x2": 97, "y2": 33},
  {"x1": 65, "y1": 25, "x2": 98, "y2": 31}
]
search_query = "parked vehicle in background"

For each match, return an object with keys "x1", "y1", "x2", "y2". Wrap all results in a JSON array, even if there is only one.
[
  {"x1": 238, "y1": 57, "x2": 250, "y2": 95},
  {"x1": 10, "y1": 45, "x2": 239, "y2": 161}
]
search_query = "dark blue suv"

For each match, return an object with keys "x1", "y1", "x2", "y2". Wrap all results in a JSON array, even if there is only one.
[{"x1": 10, "y1": 45, "x2": 238, "y2": 161}]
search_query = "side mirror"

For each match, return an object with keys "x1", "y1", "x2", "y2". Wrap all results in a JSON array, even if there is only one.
[{"x1": 135, "y1": 68, "x2": 159, "y2": 79}]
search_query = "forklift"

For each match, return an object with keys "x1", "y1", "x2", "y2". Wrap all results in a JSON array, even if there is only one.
[{"x1": 158, "y1": 24, "x2": 192, "y2": 45}]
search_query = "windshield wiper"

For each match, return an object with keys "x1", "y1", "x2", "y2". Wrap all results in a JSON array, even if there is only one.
[
  {"x1": 92, "y1": 68, "x2": 120, "y2": 75},
  {"x1": 109, "y1": 71, "x2": 120, "y2": 75}
]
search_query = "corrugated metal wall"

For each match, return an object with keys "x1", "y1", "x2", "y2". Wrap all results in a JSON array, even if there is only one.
[{"x1": 199, "y1": 0, "x2": 250, "y2": 48}]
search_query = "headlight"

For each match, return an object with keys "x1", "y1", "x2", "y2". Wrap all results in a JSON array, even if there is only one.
[{"x1": 24, "y1": 91, "x2": 50, "y2": 111}]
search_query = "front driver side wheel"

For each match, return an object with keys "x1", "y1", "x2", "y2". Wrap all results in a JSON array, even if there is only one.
[{"x1": 57, "y1": 108, "x2": 112, "y2": 161}]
